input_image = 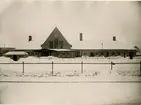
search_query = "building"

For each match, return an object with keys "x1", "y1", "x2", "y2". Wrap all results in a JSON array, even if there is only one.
[
  {"x1": 41, "y1": 27, "x2": 72, "y2": 49},
  {"x1": 0, "y1": 47, "x2": 15, "y2": 56},
  {"x1": 71, "y1": 40, "x2": 136, "y2": 58},
  {"x1": 6, "y1": 27, "x2": 136, "y2": 59},
  {"x1": 40, "y1": 27, "x2": 74, "y2": 58},
  {"x1": 40, "y1": 27, "x2": 136, "y2": 58},
  {"x1": 8, "y1": 27, "x2": 73, "y2": 58}
]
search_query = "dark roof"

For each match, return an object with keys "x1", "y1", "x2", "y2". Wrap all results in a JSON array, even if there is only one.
[{"x1": 41, "y1": 27, "x2": 71, "y2": 47}]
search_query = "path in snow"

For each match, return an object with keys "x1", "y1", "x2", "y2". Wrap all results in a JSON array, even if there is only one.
[{"x1": 0, "y1": 83, "x2": 140, "y2": 104}]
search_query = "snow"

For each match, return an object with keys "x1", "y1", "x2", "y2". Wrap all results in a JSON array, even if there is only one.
[
  {"x1": 15, "y1": 40, "x2": 42, "y2": 50},
  {"x1": 48, "y1": 49, "x2": 73, "y2": 51},
  {"x1": 71, "y1": 40, "x2": 135, "y2": 50},
  {"x1": 0, "y1": 56, "x2": 141, "y2": 104},
  {"x1": 0, "y1": 82, "x2": 141, "y2": 104},
  {"x1": 4, "y1": 51, "x2": 28, "y2": 56},
  {"x1": 0, "y1": 56, "x2": 141, "y2": 80}
]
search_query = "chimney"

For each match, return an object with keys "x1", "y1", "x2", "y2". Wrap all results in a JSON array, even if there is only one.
[
  {"x1": 113, "y1": 36, "x2": 116, "y2": 41},
  {"x1": 28, "y1": 35, "x2": 32, "y2": 42},
  {"x1": 80, "y1": 33, "x2": 83, "y2": 41}
]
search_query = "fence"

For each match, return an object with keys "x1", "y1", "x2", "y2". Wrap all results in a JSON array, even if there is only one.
[{"x1": 0, "y1": 61, "x2": 141, "y2": 76}]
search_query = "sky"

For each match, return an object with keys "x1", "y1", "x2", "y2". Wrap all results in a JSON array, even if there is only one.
[{"x1": 0, "y1": 0, "x2": 141, "y2": 48}]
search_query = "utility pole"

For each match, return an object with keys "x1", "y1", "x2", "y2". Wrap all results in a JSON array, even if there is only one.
[{"x1": 102, "y1": 42, "x2": 103, "y2": 56}]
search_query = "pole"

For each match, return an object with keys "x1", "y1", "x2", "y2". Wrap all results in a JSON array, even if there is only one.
[
  {"x1": 52, "y1": 61, "x2": 54, "y2": 76},
  {"x1": 111, "y1": 62, "x2": 113, "y2": 70},
  {"x1": 140, "y1": 61, "x2": 141, "y2": 76},
  {"x1": 22, "y1": 61, "x2": 24, "y2": 74},
  {"x1": 81, "y1": 61, "x2": 83, "y2": 73},
  {"x1": 102, "y1": 42, "x2": 103, "y2": 56}
]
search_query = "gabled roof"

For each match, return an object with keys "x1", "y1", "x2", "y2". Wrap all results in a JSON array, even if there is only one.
[{"x1": 41, "y1": 27, "x2": 71, "y2": 47}]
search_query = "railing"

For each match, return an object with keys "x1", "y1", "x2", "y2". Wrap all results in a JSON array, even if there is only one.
[{"x1": 0, "y1": 61, "x2": 141, "y2": 76}]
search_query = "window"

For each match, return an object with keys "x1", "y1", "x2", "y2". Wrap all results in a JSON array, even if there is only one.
[
  {"x1": 84, "y1": 53, "x2": 86, "y2": 55},
  {"x1": 60, "y1": 41, "x2": 64, "y2": 48},
  {"x1": 49, "y1": 41, "x2": 53, "y2": 48},
  {"x1": 117, "y1": 52, "x2": 120, "y2": 55},
  {"x1": 100, "y1": 52, "x2": 103, "y2": 55},
  {"x1": 90, "y1": 52, "x2": 94, "y2": 57},
  {"x1": 106, "y1": 52, "x2": 109, "y2": 57},
  {"x1": 76, "y1": 52, "x2": 80, "y2": 57},
  {"x1": 66, "y1": 52, "x2": 69, "y2": 55},
  {"x1": 112, "y1": 52, "x2": 115, "y2": 56},
  {"x1": 54, "y1": 39, "x2": 58, "y2": 48},
  {"x1": 62, "y1": 52, "x2": 65, "y2": 55}
]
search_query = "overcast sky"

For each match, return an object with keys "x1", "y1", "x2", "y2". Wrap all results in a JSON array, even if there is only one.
[{"x1": 0, "y1": 0, "x2": 141, "y2": 48}]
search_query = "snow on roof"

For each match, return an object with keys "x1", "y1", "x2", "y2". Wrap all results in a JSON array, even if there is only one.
[
  {"x1": 4, "y1": 51, "x2": 28, "y2": 55},
  {"x1": 71, "y1": 41, "x2": 100, "y2": 49},
  {"x1": 15, "y1": 40, "x2": 135, "y2": 50},
  {"x1": 102, "y1": 41, "x2": 135, "y2": 50},
  {"x1": 71, "y1": 40, "x2": 135, "y2": 50},
  {"x1": 49, "y1": 49, "x2": 73, "y2": 51},
  {"x1": 15, "y1": 40, "x2": 42, "y2": 50}
]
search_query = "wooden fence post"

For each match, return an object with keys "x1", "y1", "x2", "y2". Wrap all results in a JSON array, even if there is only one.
[
  {"x1": 81, "y1": 61, "x2": 83, "y2": 73},
  {"x1": 52, "y1": 61, "x2": 54, "y2": 76},
  {"x1": 22, "y1": 61, "x2": 24, "y2": 74},
  {"x1": 140, "y1": 61, "x2": 141, "y2": 76},
  {"x1": 111, "y1": 62, "x2": 113, "y2": 70}
]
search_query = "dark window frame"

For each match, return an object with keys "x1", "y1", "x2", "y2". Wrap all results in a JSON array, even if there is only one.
[
  {"x1": 49, "y1": 41, "x2": 53, "y2": 48},
  {"x1": 60, "y1": 41, "x2": 64, "y2": 48},
  {"x1": 54, "y1": 39, "x2": 59, "y2": 48},
  {"x1": 112, "y1": 52, "x2": 115, "y2": 56}
]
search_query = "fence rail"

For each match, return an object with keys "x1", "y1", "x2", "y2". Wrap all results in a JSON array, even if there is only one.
[
  {"x1": 0, "y1": 61, "x2": 141, "y2": 76},
  {"x1": 0, "y1": 62, "x2": 140, "y2": 64}
]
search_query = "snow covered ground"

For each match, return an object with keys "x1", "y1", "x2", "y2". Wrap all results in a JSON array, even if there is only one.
[
  {"x1": 0, "y1": 56, "x2": 141, "y2": 104},
  {"x1": 0, "y1": 56, "x2": 141, "y2": 81},
  {"x1": 0, "y1": 83, "x2": 141, "y2": 104}
]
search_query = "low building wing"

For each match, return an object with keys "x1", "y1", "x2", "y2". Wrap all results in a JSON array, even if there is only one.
[
  {"x1": 71, "y1": 40, "x2": 135, "y2": 50},
  {"x1": 4, "y1": 51, "x2": 28, "y2": 56}
]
